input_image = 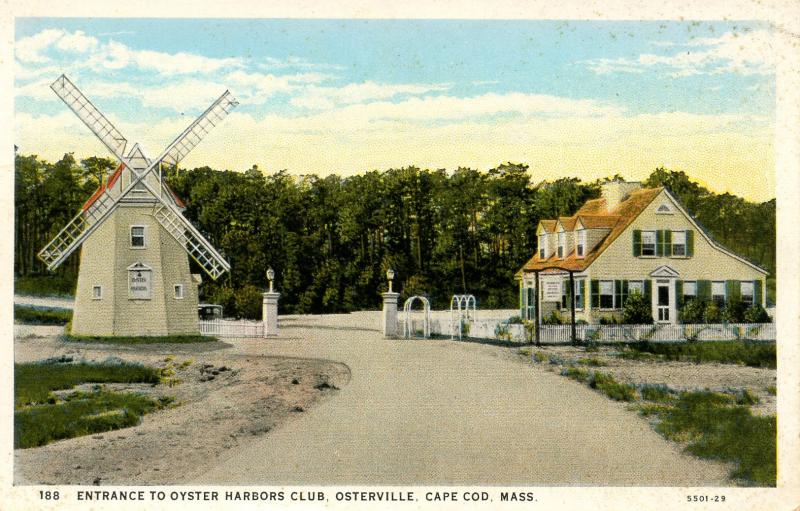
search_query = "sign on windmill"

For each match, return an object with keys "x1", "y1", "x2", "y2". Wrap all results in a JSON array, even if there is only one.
[{"x1": 38, "y1": 75, "x2": 238, "y2": 336}]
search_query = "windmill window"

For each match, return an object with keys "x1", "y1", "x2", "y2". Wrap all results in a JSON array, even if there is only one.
[
  {"x1": 174, "y1": 284, "x2": 184, "y2": 299},
  {"x1": 130, "y1": 226, "x2": 146, "y2": 248},
  {"x1": 92, "y1": 285, "x2": 102, "y2": 300}
]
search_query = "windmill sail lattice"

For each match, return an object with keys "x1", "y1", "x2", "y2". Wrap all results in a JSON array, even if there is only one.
[{"x1": 38, "y1": 75, "x2": 236, "y2": 280}]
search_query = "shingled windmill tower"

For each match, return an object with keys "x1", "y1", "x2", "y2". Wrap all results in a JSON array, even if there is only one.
[{"x1": 38, "y1": 75, "x2": 237, "y2": 336}]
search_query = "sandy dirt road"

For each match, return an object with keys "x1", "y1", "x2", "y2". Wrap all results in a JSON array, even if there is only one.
[{"x1": 195, "y1": 312, "x2": 729, "y2": 486}]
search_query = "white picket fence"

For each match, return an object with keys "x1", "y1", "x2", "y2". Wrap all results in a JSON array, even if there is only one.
[
  {"x1": 199, "y1": 319, "x2": 264, "y2": 337},
  {"x1": 408, "y1": 317, "x2": 775, "y2": 344}
]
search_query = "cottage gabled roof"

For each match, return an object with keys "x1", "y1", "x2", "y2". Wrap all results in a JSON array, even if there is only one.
[
  {"x1": 82, "y1": 163, "x2": 186, "y2": 211},
  {"x1": 519, "y1": 187, "x2": 663, "y2": 274},
  {"x1": 538, "y1": 220, "x2": 557, "y2": 233}
]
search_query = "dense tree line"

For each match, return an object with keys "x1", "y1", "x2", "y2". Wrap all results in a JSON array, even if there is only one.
[{"x1": 14, "y1": 154, "x2": 776, "y2": 317}]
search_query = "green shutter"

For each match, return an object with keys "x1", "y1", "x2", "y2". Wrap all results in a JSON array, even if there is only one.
[
  {"x1": 698, "y1": 280, "x2": 712, "y2": 302},
  {"x1": 614, "y1": 280, "x2": 622, "y2": 309},
  {"x1": 754, "y1": 279, "x2": 763, "y2": 306},
  {"x1": 655, "y1": 230, "x2": 663, "y2": 256},
  {"x1": 686, "y1": 230, "x2": 694, "y2": 257},
  {"x1": 519, "y1": 283, "x2": 524, "y2": 313},
  {"x1": 579, "y1": 280, "x2": 586, "y2": 309},
  {"x1": 675, "y1": 280, "x2": 683, "y2": 308},
  {"x1": 632, "y1": 230, "x2": 642, "y2": 257},
  {"x1": 621, "y1": 280, "x2": 629, "y2": 306},
  {"x1": 726, "y1": 280, "x2": 741, "y2": 303},
  {"x1": 591, "y1": 279, "x2": 599, "y2": 308},
  {"x1": 664, "y1": 230, "x2": 672, "y2": 257},
  {"x1": 644, "y1": 279, "x2": 652, "y2": 302}
]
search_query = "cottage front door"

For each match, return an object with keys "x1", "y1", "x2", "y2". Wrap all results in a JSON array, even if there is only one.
[{"x1": 656, "y1": 281, "x2": 671, "y2": 323}]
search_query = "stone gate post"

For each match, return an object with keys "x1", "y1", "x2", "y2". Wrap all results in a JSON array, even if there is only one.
[{"x1": 382, "y1": 292, "x2": 400, "y2": 339}]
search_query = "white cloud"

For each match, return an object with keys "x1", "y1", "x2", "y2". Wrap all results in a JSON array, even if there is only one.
[
  {"x1": 584, "y1": 29, "x2": 775, "y2": 77},
  {"x1": 55, "y1": 30, "x2": 98, "y2": 53},
  {"x1": 16, "y1": 100, "x2": 774, "y2": 201},
  {"x1": 291, "y1": 81, "x2": 452, "y2": 110},
  {"x1": 16, "y1": 29, "x2": 65, "y2": 63}
]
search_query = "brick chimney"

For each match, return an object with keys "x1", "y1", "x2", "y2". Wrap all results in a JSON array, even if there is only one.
[{"x1": 600, "y1": 180, "x2": 641, "y2": 211}]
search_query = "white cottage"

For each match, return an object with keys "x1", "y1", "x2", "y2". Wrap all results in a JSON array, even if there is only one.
[{"x1": 516, "y1": 181, "x2": 768, "y2": 324}]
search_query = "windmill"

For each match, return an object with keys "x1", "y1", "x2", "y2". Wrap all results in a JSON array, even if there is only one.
[{"x1": 38, "y1": 75, "x2": 238, "y2": 336}]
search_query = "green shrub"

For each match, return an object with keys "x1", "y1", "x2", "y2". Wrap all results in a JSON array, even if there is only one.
[
  {"x1": 589, "y1": 372, "x2": 636, "y2": 401},
  {"x1": 561, "y1": 367, "x2": 590, "y2": 382},
  {"x1": 704, "y1": 301, "x2": 722, "y2": 323},
  {"x1": 722, "y1": 297, "x2": 746, "y2": 323},
  {"x1": 598, "y1": 315, "x2": 620, "y2": 325},
  {"x1": 744, "y1": 304, "x2": 771, "y2": 323},
  {"x1": 735, "y1": 388, "x2": 760, "y2": 406},
  {"x1": 541, "y1": 311, "x2": 562, "y2": 325},
  {"x1": 578, "y1": 357, "x2": 606, "y2": 367},
  {"x1": 14, "y1": 305, "x2": 72, "y2": 325},
  {"x1": 507, "y1": 315, "x2": 523, "y2": 324},
  {"x1": 679, "y1": 299, "x2": 706, "y2": 324},
  {"x1": 626, "y1": 340, "x2": 775, "y2": 368},
  {"x1": 639, "y1": 384, "x2": 673, "y2": 402},
  {"x1": 622, "y1": 290, "x2": 653, "y2": 324},
  {"x1": 533, "y1": 352, "x2": 548, "y2": 363},
  {"x1": 234, "y1": 283, "x2": 264, "y2": 319},
  {"x1": 653, "y1": 390, "x2": 775, "y2": 486}
]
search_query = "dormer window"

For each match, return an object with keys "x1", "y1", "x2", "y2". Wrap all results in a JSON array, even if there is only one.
[
  {"x1": 557, "y1": 232, "x2": 566, "y2": 259},
  {"x1": 576, "y1": 229, "x2": 586, "y2": 258},
  {"x1": 539, "y1": 234, "x2": 547, "y2": 259}
]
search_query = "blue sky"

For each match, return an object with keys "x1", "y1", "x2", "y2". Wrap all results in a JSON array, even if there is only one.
[{"x1": 15, "y1": 19, "x2": 775, "y2": 200}]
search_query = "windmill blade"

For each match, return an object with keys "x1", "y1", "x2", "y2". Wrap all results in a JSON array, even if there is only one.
[
  {"x1": 152, "y1": 203, "x2": 230, "y2": 279},
  {"x1": 160, "y1": 90, "x2": 239, "y2": 168},
  {"x1": 50, "y1": 75, "x2": 128, "y2": 161}
]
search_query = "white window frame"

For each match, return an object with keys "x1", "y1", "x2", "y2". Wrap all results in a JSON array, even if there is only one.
[
  {"x1": 557, "y1": 231, "x2": 566, "y2": 259},
  {"x1": 574, "y1": 279, "x2": 584, "y2": 311},
  {"x1": 641, "y1": 230, "x2": 656, "y2": 257},
  {"x1": 174, "y1": 283, "x2": 185, "y2": 300},
  {"x1": 130, "y1": 225, "x2": 147, "y2": 249},
  {"x1": 683, "y1": 281, "x2": 697, "y2": 301},
  {"x1": 741, "y1": 281, "x2": 754, "y2": 307},
  {"x1": 539, "y1": 234, "x2": 546, "y2": 259},
  {"x1": 628, "y1": 280, "x2": 644, "y2": 296},
  {"x1": 712, "y1": 281, "x2": 726, "y2": 306},
  {"x1": 599, "y1": 280, "x2": 615, "y2": 310},
  {"x1": 92, "y1": 285, "x2": 103, "y2": 300},
  {"x1": 671, "y1": 230, "x2": 687, "y2": 257},
  {"x1": 576, "y1": 229, "x2": 586, "y2": 258}
]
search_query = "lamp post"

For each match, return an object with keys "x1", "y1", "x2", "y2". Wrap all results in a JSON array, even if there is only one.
[
  {"x1": 262, "y1": 267, "x2": 280, "y2": 337},
  {"x1": 381, "y1": 268, "x2": 399, "y2": 339}
]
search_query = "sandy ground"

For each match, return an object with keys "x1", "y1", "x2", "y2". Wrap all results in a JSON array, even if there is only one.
[
  {"x1": 15, "y1": 312, "x2": 756, "y2": 486},
  {"x1": 527, "y1": 345, "x2": 777, "y2": 416},
  {"x1": 14, "y1": 329, "x2": 349, "y2": 485}
]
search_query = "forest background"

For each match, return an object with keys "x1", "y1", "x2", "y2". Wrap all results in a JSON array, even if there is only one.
[{"x1": 14, "y1": 154, "x2": 776, "y2": 319}]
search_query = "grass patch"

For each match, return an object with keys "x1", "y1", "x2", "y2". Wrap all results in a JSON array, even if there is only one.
[
  {"x1": 625, "y1": 340, "x2": 775, "y2": 369},
  {"x1": 14, "y1": 305, "x2": 72, "y2": 325},
  {"x1": 14, "y1": 358, "x2": 167, "y2": 449},
  {"x1": 63, "y1": 333, "x2": 214, "y2": 344},
  {"x1": 15, "y1": 274, "x2": 76, "y2": 297},
  {"x1": 766, "y1": 385, "x2": 777, "y2": 396},
  {"x1": 578, "y1": 357, "x2": 606, "y2": 367},
  {"x1": 589, "y1": 372, "x2": 636, "y2": 402},
  {"x1": 651, "y1": 390, "x2": 776, "y2": 486},
  {"x1": 639, "y1": 383, "x2": 674, "y2": 402},
  {"x1": 734, "y1": 388, "x2": 760, "y2": 406},
  {"x1": 532, "y1": 351, "x2": 548, "y2": 363},
  {"x1": 561, "y1": 367, "x2": 590, "y2": 382}
]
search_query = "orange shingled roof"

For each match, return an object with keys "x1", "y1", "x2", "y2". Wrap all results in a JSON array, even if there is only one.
[
  {"x1": 557, "y1": 216, "x2": 578, "y2": 231},
  {"x1": 538, "y1": 220, "x2": 557, "y2": 233},
  {"x1": 82, "y1": 163, "x2": 186, "y2": 211},
  {"x1": 519, "y1": 187, "x2": 663, "y2": 274}
]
